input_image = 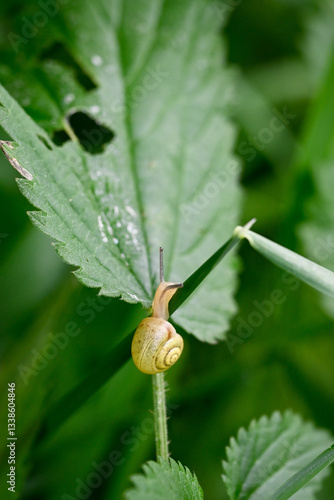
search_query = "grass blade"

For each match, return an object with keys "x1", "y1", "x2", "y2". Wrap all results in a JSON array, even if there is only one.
[
  {"x1": 169, "y1": 219, "x2": 256, "y2": 316},
  {"x1": 269, "y1": 445, "x2": 334, "y2": 500},
  {"x1": 235, "y1": 226, "x2": 334, "y2": 298}
]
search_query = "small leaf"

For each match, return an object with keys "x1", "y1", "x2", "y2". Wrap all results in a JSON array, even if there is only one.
[
  {"x1": 222, "y1": 411, "x2": 332, "y2": 500},
  {"x1": 269, "y1": 444, "x2": 334, "y2": 500},
  {"x1": 234, "y1": 225, "x2": 334, "y2": 298},
  {"x1": 124, "y1": 458, "x2": 203, "y2": 500}
]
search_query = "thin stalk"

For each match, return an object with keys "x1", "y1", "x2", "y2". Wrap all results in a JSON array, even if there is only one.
[
  {"x1": 151, "y1": 248, "x2": 172, "y2": 461},
  {"x1": 152, "y1": 370, "x2": 168, "y2": 460},
  {"x1": 62, "y1": 117, "x2": 79, "y2": 143}
]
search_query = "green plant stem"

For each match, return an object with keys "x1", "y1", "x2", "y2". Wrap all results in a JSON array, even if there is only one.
[{"x1": 152, "y1": 372, "x2": 168, "y2": 461}]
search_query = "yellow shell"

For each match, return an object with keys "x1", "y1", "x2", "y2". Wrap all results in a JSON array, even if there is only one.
[{"x1": 131, "y1": 317, "x2": 183, "y2": 374}]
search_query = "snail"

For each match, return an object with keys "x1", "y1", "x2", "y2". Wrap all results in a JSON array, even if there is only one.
[{"x1": 131, "y1": 249, "x2": 183, "y2": 374}]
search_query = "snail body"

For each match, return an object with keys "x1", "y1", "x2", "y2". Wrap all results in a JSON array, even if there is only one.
[{"x1": 131, "y1": 280, "x2": 183, "y2": 374}]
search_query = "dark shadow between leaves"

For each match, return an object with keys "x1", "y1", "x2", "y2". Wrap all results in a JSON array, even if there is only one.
[{"x1": 40, "y1": 42, "x2": 97, "y2": 91}]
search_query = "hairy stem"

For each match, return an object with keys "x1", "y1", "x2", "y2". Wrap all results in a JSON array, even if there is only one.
[{"x1": 152, "y1": 372, "x2": 168, "y2": 460}]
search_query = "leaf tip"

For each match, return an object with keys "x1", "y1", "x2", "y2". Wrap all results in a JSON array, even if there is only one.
[{"x1": 233, "y1": 218, "x2": 257, "y2": 239}]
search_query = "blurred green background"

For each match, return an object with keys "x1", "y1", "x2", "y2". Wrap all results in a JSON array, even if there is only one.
[{"x1": 1, "y1": 0, "x2": 334, "y2": 499}]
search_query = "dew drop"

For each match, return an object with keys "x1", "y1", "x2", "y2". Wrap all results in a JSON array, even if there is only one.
[
  {"x1": 97, "y1": 215, "x2": 108, "y2": 243},
  {"x1": 90, "y1": 105, "x2": 100, "y2": 114},
  {"x1": 64, "y1": 93, "x2": 75, "y2": 104},
  {"x1": 125, "y1": 205, "x2": 136, "y2": 217},
  {"x1": 91, "y1": 55, "x2": 103, "y2": 66}
]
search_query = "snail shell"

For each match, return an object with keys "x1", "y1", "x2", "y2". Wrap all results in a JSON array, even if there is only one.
[
  {"x1": 131, "y1": 280, "x2": 183, "y2": 374},
  {"x1": 131, "y1": 317, "x2": 183, "y2": 374}
]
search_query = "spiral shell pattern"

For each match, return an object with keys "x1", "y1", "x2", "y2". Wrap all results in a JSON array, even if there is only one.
[{"x1": 131, "y1": 317, "x2": 183, "y2": 374}]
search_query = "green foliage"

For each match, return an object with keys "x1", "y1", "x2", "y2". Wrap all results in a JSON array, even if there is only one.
[
  {"x1": 223, "y1": 411, "x2": 332, "y2": 500},
  {"x1": 297, "y1": 19, "x2": 334, "y2": 316},
  {"x1": 125, "y1": 458, "x2": 203, "y2": 500},
  {"x1": 0, "y1": 0, "x2": 242, "y2": 343},
  {"x1": 1, "y1": 1, "x2": 334, "y2": 499}
]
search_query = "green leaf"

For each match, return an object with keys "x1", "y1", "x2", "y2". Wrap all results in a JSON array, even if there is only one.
[
  {"x1": 124, "y1": 458, "x2": 203, "y2": 500},
  {"x1": 222, "y1": 411, "x2": 332, "y2": 500},
  {"x1": 0, "y1": 0, "x2": 242, "y2": 342},
  {"x1": 269, "y1": 444, "x2": 334, "y2": 500},
  {"x1": 234, "y1": 225, "x2": 334, "y2": 298}
]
